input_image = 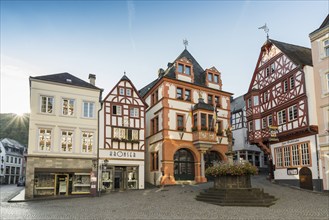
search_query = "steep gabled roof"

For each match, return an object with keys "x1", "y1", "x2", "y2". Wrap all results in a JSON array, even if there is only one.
[
  {"x1": 230, "y1": 95, "x2": 245, "y2": 113},
  {"x1": 138, "y1": 78, "x2": 160, "y2": 97},
  {"x1": 269, "y1": 39, "x2": 313, "y2": 67},
  {"x1": 310, "y1": 14, "x2": 329, "y2": 36},
  {"x1": 30, "y1": 72, "x2": 102, "y2": 90}
]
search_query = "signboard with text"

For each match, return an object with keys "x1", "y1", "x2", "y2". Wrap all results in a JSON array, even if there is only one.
[
  {"x1": 287, "y1": 168, "x2": 298, "y2": 175},
  {"x1": 99, "y1": 149, "x2": 144, "y2": 160}
]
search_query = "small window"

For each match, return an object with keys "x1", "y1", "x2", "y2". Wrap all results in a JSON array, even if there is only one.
[
  {"x1": 247, "y1": 98, "x2": 252, "y2": 108},
  {"x1": 324, "y1": 39, "x2": 329, "y2": 57},
  {"x1": 290, "y1": 76, "x2": 295, "y2": 89},
  {"x1": 185, "y1": 89, "x2": 191, "y2": 101},
  {"x1": 208, "y1": 73, "x2": 213, "y2": 81},
  {"x1": 83, "y1": 102, "x2": 94, "y2": 118},
  {"x1": 248, "y1": 121, "x2": 253, "y2": 131},
  {"x1": 288, "y1": 105, "x2": 298, "y2": 121},
  {"x1": 278, "y1": 109, "x2": 287, "y2": 125},
  {"x1": 268, "y1": 115, "x2": 273, "y2": 126},
  {"x1": 215, "y1": 96, "x2": 220, "y2": 107},
  {"x1": 61, "y1": 130, "x2": 73, "y2": 152},
  {"x1": 40, "y1": 96, "x2": 54, "y2": 114},
  {"x1": 185, "y1": 66, "x2": 191, "y2": 75},
  {"x1": 112, "y1": 105, "x2": 122, "y2": 115},
  {"x1": 119, "y1": 88, "x2": 125, "y2": 95},
  {"x1": 214, "y1": 75, "x2": 219, "y2": 83},
  {"x1": 207, "y1": 95, "x2": 213, "y2": 105},
  {"x1": 266, "y1": 67, "x2": 270, "y2": 77},
  {"x1": 126, "y1": 89, "x2": 132, "y2": 96},
  {"x1": 271, "y1": 63, "x2": 275, "y2": 73},
  {"x1": 177, "y1": 115, "x2": 184, "y2": 130},
  {"x1": 201, "y1": 113, "x2": 207, "y2": 129},
  {"x1": 176, "y1": 87, "x2": 183, "y2": 100},
  {"x1": 283, "y1": 80, "x2": 288, "y2": 93},
  {"x1": 130, "y1": 107, "x2": 139, "y2": 118},
  {"x1": 151, "y1": 117, "x2": 159, "y2": 135},
  {"x1": 262, "y1": 117, "x2": 267, "y2": 129},
  {"x1": 253, "y1": 96, "x2": 259, "y2": 106},
  {"x1": 326, "y1": 73, "x2": 329, "y2": 92},
  {"x1": 151, "y1": 152, "x2": 159, "y2": 171},
  {"x1": 178, "y1": 64, "x2": 184, "y2": 73},
  {"x1": 62, "y1": 98, "x2": 74, "y2": 116},
  {"x1": 82, "y1": 131, "x2": 93, "y2": 153}
]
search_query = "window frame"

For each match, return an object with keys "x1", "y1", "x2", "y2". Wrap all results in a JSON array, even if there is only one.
[
  {"x1": 150, "y1": 152, "x2": 159, "y2": 171},
  {"x1": 324, "y1": 39, "x2": 329, "y2": 57},
  {"x1": 277, "y1": 109, "x2": 287, "y2": 125},
  {"x1": 62, "y1": 98, "x2": 75, "y2": 116},
  {"x1": 289, "y1": 76, "x2": 295, "y2": 89},
  {"x1": 288, "y1": 105, "x2": 298, "y2": 121},
  {"x1": 112, "y1": 105, "x2": 122, "y2": 116},
  {"x1": 130, "y1": 107, "x2": 139, "y2": 118},
  {"x1": 40, "y1": 95, "x2": 54, "y2": 114},
  {"x1": 81, "y1": 131, "x2": 94, "y2": 153},
  {"x1": 83, "y1": 101, "x2": 95, "y2": 118},
  {"x1": 274, "y1": 142, "x2": 311, "y2": 168},
  {"x1": 60, "y1": 130, "x2": 74, "y2": 152},
  {"x1": 176, "y1": 114, "x2": 185, "y2": 131},
  {"x1": 38, "y1": 128, "x2": 52, "y2": 151}
]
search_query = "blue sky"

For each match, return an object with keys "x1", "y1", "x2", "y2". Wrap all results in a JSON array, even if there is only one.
[{"x1": 1, "y1": 0, "x2": 328, "y2": 114}]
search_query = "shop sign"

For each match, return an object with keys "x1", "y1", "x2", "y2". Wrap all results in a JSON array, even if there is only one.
[
  {"x1": 109, "y1": 150, "x2": 136, "y2": 158},
  {"x1": 283, "y1": 139, "x2": 300, "y2": 145},
  {"x1": 99, "y1": 149, "x2": 144, "y2": 159},
  {"x1": 287, "y1": 168, "x2": 298, "y2": 175},
  {"x1": 268, "y1": 126, "x2": 279, "y2": 142}
]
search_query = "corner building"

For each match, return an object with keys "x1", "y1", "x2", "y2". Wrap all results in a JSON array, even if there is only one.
[
  {"x1": 244, "y1": 39, "x2": 322, "y2": 191},
  {"x1": 140, "y1": 49, "x2": 233, "y2": 185}
]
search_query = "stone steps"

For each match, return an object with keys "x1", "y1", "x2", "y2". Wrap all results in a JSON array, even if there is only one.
[{"x1": 195, "y1": 188, "x2": 277, "y2": 207}]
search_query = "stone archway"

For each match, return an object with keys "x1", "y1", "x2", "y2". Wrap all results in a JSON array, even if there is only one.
[
  {"x1": 174, "y1": 148, "x2": 195, "y2": 181},
  {"x1": 299, "y1": 167, "x2": 313, "y2": 190}
]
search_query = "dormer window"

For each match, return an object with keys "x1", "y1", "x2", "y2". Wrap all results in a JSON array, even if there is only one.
[
  {"x1": 207, "y1": 71, "x2": 220, "y2": 84},
  {"x1": 177, "y1": 63, "x2": 192, "y2": 75}
]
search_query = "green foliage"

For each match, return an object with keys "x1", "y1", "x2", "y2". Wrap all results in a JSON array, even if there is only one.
[
  {"x1": 205, "y1": 161, "x2": 258, "y2": 177},
  {"x1": 0, "y1": 113, "x2": 29, "y2": 146}
]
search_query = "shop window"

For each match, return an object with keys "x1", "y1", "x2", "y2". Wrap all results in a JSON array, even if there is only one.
[
  {"x1": 61, "y1": 130, "x2": 73, "y2": 152},
  {"x1": 283, "y1": 146, "x2": 291, "y2": 167},
  {"x1": 275, "y1": 142, "x2": 311, "y2": 168},
  {"x1": 82, "y1": 131, "x2": 93, "y2": 153},
  {"x1": 40, "y1": 96, "x2": 54, "y2": 114},
  {"x1": 34, "y1": 173, "x2": 55, "y2": 196},
  {"x1": 291, "y1": 145, "x2": 300, "y2": 166},
  {"x1": 112, "y1": 105, "x2": 122, "y2": 115},
  {"x1": 275, "y1": 148, "x2": 283, "y2": 167},
  {"x1": 127, "y1": 167, "x2": 138, "y2": 189},
  {"x1": 151, "y1": 152, "x2": 159, "y2": 171},
  {"x1": 62, "y1": 98, "x2": 75, "y2": 116},
  {"x1": 72, "y1": 173, "x2": 91, "y2": 194},
  {"x1": 301, "y1": 143, "x2": 310, "y2": 165},
  {"x1": 39, "y1": 128, "x2": 52, "y2": 151}
]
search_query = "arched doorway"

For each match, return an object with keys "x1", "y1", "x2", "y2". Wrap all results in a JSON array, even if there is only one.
[
  {"x1": 299, "y1": 167, "x2": 313, "y2": 190},
  {"x1": 204, "y1": 151, "x2": 222, "y2": 170},
  {"x1": 174, "y1": 149, "x2": 195, "y2": 181}
]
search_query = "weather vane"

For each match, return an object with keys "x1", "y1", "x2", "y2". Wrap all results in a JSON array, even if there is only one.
[
  {"x1": 183, "y1": 38, "x2": 188, "y2": 49},
  {"x1": 258, "y1": 23, "x2": 269, "y2": 40}
]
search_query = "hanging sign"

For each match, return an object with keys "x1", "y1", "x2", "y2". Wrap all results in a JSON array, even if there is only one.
[{"x1": 268, "y1": 125, "x2": 279, "y2": 142}]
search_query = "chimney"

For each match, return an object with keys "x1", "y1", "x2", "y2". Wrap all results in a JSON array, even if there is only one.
[{"x1": 88, "y1": 74, "x2": 96, "y2": 86}]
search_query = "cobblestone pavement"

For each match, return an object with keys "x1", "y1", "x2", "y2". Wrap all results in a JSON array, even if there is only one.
[{"x1": 1, "y1": 175, "x2": 328, "y2": 220}]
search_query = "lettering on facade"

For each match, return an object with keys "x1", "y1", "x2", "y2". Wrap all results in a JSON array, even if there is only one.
[
  {"x1": 287, "y1": 168, "x2": 298, "y2": 175},
  {"x1": 283, "y1": 139, "x2": 300, "y2": 145},
  {"x1": 109, "y1": 150, "x2": 136, "y2": 158}
]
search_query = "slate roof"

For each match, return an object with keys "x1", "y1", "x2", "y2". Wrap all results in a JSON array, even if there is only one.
[
  {"x1": 139, "y1": 49, "x2": 232, "y2": 97},
  {"x1": 269, "y1": 39, "x2": 313, "y2": 67},
  {"x1": 310, "y1": 14, "x2": 329, "y2": 35},
  {"x1": 30, "y1": 72, "x2": 102, "y2": 90},
  {"x1": 230, "y1": 95, "x2": 245, "y2": 113},
  {"x1": 193, "y1": 98, "x2": 214, "y2": 111}
]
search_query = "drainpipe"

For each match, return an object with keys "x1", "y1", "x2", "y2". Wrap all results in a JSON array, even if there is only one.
[{"x1": 97, "y1": 90, "x2": 104, "y2": 197}]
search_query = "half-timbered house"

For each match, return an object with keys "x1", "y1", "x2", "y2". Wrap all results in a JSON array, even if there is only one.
[
  {"x1": 98, "y1": 75, "x2": 147, "y2": 191},
  {"x1": 139, "y1": 49, "x2": 233, "y2": 186},
  {"x1": 231, "y1": 96, "x2": 267, "y2": 170},
  {"x1": 245, "y1": 39, "x2": 322, "y2": 190}
]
